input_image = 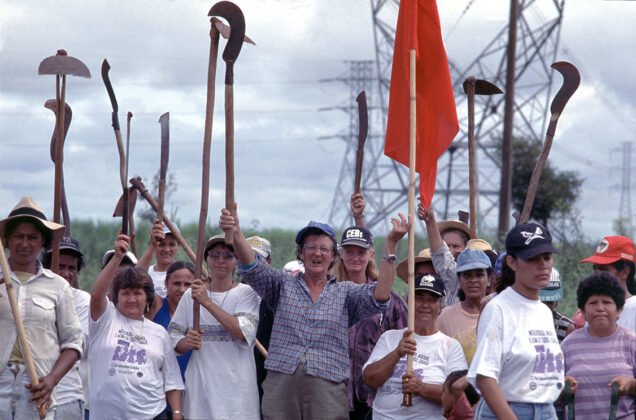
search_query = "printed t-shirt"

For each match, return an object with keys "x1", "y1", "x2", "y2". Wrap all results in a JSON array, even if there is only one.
[
  {"x1": 89, "y1": 300, "x2": 184, "y2": 419},
  {"x1": 363, "y1": 328, "x2": 467, "y2": 420},
  {"x1": 467, "y1": 287, "x2": 564, "y2": 403},
  {"x1": 561, "y1": 325, "x2": 635, "y2": 420},
  {"x1": 169, "y1": 284, "x2": 261, "y2": 420},
  {"x1": 148, "y1": 265, "x2": 167, "y2": 298},
  {"x1": 617, "y1": 296, "x2": 636, "y2": 332}
]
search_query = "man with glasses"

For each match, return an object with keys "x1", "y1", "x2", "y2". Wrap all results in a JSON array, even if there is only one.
[{"x1": 219, "y1": 206, "x2": 409, "y2": 420}]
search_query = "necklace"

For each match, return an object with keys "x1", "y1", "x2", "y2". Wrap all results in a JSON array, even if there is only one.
[
  {"x1": 208, "y1": 287, "x2": 232, "y2": 309},
  {"x1": 125, "y1": 316, "x2": 145, "y2": 340}
]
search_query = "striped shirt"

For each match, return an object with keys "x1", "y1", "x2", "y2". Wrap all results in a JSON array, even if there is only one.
[
  {"x1": 561, "y1": 326, "x2": 635, "y2": 420},
  {"x1": 239, "y1": 255, "x2": 388, "y2": 383}
]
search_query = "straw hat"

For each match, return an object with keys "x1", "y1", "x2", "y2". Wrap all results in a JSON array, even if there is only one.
[
  {"x1": 396, "y1": 248, "x2": 433, "y2": 282},
  {"x1": 436, "y1": 220, "x2": 471, "y2": 239},
  {"x1": 0, "y1": 196, "x2": 64, "y2": 248},
  {"x1": 466, "y1": 238, "x2": 493, "y2": 252}
]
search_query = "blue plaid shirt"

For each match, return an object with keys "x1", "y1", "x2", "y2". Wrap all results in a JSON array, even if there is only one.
[{"x1": 239, "y1": 255, "x2": 389, "y2": 383}]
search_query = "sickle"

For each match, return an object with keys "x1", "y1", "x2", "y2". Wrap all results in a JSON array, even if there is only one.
[
  {"x1": 519, "y1": 62, "x2": 580, "y2": 224},
  {"x1": 101, "y1": 59, "x2": 129, "y2": 234},
  {"x1": 209, "y1": 1, "x2": 247, "y2": 247},
  {"x1": 209, "y1": 1, "x2": 246, "y2": 85}
]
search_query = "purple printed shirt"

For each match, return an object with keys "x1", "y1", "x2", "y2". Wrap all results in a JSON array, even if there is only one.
[
  {"x1": 561, "y1": 325, "x2": 635, "y2": 420},
  {"x1": 348, "y1": 285, "x2": 408, "y2": 410},
  {"x1": 239, "y1": 255, "x2": 389, "y2": 383}
]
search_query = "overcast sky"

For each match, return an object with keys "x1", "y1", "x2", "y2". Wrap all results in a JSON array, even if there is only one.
[{"x1": 1, "y1": 0, "x2": 635, "y2": 243}]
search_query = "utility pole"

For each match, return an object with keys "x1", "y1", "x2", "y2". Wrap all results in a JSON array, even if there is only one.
[{"x1": 498, "y1": 0, "x2": 519, "y2": 241}]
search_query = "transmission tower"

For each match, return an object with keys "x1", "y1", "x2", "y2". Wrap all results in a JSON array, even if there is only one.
[
  {"x1": 618, "y1": 141, "x2": 633, "y2": 238},
  {"x1": 327, "y1": 0, "x2": 566, "y2": 235}
]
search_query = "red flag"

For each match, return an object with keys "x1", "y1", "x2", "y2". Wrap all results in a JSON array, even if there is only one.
[{"x1": 384, "y1": 0, "x2": 459, "y2": 209}]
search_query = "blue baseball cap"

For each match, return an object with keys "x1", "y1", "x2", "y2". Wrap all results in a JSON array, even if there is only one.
[
  {"x1": 539, "y1": 268, "x2": 563, "y2": 302},
  {"x1": 456, "y1": 248, "x2": 492, "y2": 273},
  {"x1": 295, "y1": 221, "x2": 336, "y2": 245}
]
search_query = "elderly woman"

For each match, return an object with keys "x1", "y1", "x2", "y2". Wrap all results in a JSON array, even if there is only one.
[
  {"x1": 468, "y1": 223, "x2": 564, "y2": 420},
  {"x1": 169, "y1": 233, "x2": 261, "y2": 420},
  {"x1": 363, "y1": 273, "x2": 467, "y2": 419},
  {"x1": 219, "y1": 203, "x2": 408, "y2": 420},
  {"x1": 90, "y1": 233, "x2": 184, "y2": 420},
  {"x1": 560, "y1": 272, "x2": 635, "y2": 419},
  {"x1": 0, "y1": 197, "x2": 83, "y2": 419},
  {"x1": 332, "y1": 224, "x2": 408, "y2": 419}
]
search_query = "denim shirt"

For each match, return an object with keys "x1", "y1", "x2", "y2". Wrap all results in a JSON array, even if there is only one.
[{"x1": 0, "y1": 262, "x2": 83, "y2": 379}]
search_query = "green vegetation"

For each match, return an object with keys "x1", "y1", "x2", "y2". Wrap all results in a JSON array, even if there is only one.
[{"x1": 67, "y1": 218, "x2": 602, "y2": 319}]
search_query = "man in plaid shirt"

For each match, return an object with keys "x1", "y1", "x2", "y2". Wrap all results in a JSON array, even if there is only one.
[{"x1": 219, "y1": 204, "x2": 409, "y2": 420}]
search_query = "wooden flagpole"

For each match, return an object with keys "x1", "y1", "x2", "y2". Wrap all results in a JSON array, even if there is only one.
[{"x1": 402, "y1": 48, "x2": 417, "y2": 408}]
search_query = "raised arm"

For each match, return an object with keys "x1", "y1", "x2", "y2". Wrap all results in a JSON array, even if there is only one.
[
  {"x1": 419, "y1": 204, "x2": 443, "y2": 253},
  {"x1": 219, "y1": 202, "x2": 255, "y2": 265},
  {"x1": 90, "y1": 233, "x2": 129, "y2": 321},
  {"x1": 374, "y1": 212, "x2": 410, "y2": 302},
  {"x1": 137, "y1": 218, "x2": 164, "y2": 271},
  {"x1": 351, "y1": 193, "x2": 366, "y2": 227}
]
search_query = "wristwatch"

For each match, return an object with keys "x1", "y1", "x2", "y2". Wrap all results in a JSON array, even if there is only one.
[{"x1": 382, "y1": 253, "x2": 397, "y2": 263}]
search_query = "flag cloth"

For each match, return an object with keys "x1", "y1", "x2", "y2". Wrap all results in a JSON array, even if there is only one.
[{"x1": 384, "y1": 0, "x2": 459, "y2": 209}]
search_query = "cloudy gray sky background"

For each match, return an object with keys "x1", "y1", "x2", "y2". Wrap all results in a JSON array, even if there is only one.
[{"x1": 1, "y1": 0, "x2": 635, "y2": 241}]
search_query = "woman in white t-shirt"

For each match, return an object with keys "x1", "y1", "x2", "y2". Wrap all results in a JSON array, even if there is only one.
[
  {"x1": 363, "y1": 273, "x2": 467, "y2": 420},
  {"x1": 468, "y1": 223, "x2": 564, "y2": 420},
  {"x1": 89, "y1": 233, "x2": 184, "y2": 420},
  {"x1": 169, "y1": 233, "x2": 261, "y2": 419}
]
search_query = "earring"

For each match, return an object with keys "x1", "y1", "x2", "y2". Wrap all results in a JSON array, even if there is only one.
[{"x1": 145, "y1": 303, "x2": 150, "y2": 313}]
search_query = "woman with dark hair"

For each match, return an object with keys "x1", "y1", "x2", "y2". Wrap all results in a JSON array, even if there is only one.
[
  {"x1": 89, "y1": 233, "x2": 184, "y2": 420},
  {"x1": 0, "y1": 197, "x2": 83, "y2": 419},
  {"x1": 436, "y1": 249, "x2": 491, "y2": 365},
  {"x1": 560, "y1": 272, "x2": 635, "y2": 419},
  {"x1": 468, "y1": 223, "x2": 564, "y2": 420},
  {"x1": 146, "y1": 260, "x2": 194, "y2": 408},
  {"x1": 333, "y1": 221, "x2": 408, "y2": 419}
]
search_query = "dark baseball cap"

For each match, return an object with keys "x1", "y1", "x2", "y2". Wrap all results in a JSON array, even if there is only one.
[
  {"x1": 340, "y1": 226, "x2": 374, "y2": 249},
  {"x1": 295, "y1": 221, "x2": 336, "y2": 245},
  {"x1": 414, "y1": 273, "x2": 445, "y2": 297},
  {"x1": 44, "y1": 234, "x2": 83, "y2": 258},
  {"x1": 505, "y1": 223, "x2": 559, "y2": 260}
]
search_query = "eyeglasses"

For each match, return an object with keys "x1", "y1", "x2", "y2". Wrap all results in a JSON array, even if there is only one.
[
  {"x1": 208, "y1": 251, "x2": 236, "y2": 260},
  {"x1": 303, "y1": 244, "x2": 332, "y2": 255}
]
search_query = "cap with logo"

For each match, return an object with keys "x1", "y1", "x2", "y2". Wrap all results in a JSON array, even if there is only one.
[
  {"x1": 505, "y1": 222, "x2": 559, "y2": 260},
  {"x1": 414, "y1": 273, "x2": 446, "y2": 297},
  {"x1": 295, "y1": 221, "x2": 336, "y2": 245},
  {"x1": 456, "y1": 248, "x2": 491, "y2": 273},
  {"x1": 580, "y1": 236, "x2": 635, "y2": 265},
  {"x1": 539, "y1": 268, "x2": 563, "y2": 302},
  {"x1": 340, "y1": 226, "x2": 373, "y2": 249},
  {"x1": 44, "y1": 235, "x2": 84, "y2": 258},
  {"x1": 247, "y1": 236, "x2": 272, "y2": 259}
]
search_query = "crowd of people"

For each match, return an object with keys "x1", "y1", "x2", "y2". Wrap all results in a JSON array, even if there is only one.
[{"x1": 0, "y1": 193, "x2": 634, "y2": 420}]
